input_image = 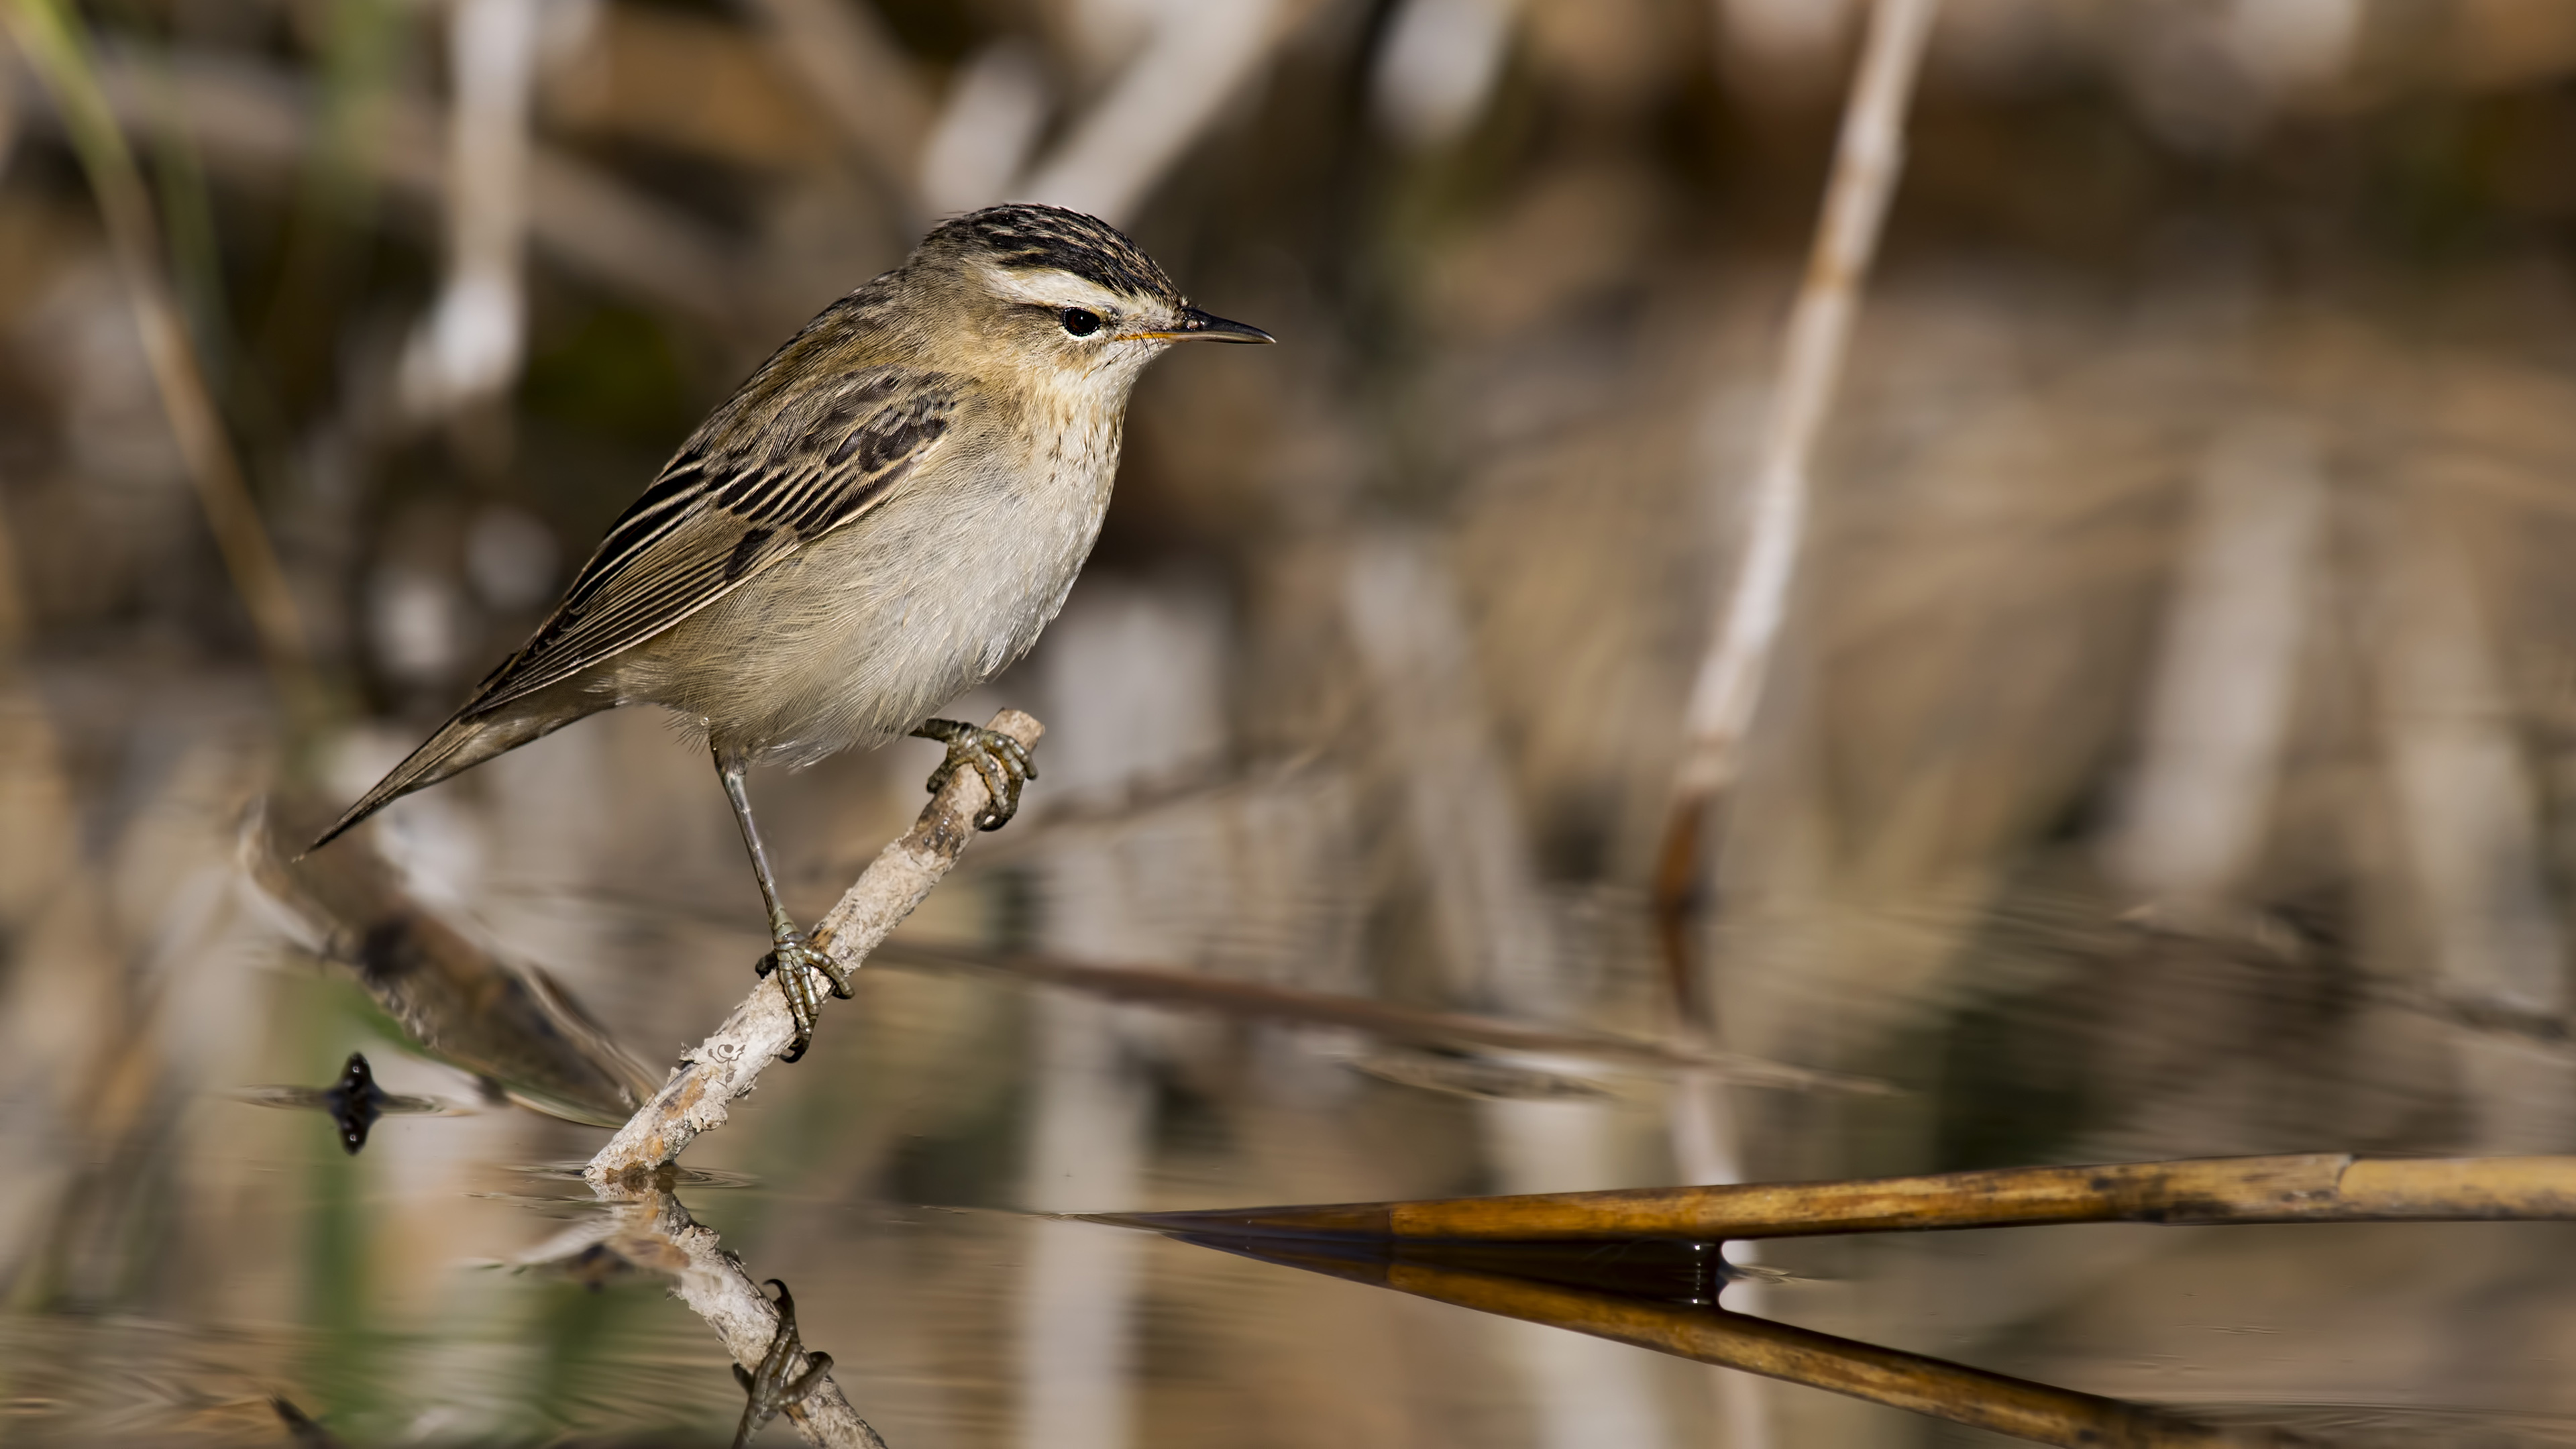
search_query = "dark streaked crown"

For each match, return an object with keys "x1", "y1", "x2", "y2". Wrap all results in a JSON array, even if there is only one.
[{"x1": 925, "y1": 203, "x2": 1183, "y2": 307}]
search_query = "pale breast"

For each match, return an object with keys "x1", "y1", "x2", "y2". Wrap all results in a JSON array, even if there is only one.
[{"x1": 616, "y1": 394, "x2": 1125, "y2": 765}]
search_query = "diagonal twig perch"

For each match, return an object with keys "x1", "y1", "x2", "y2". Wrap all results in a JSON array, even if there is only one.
[
  {"x1": 585, "y1": 708, "x2": 1043, "y2": 1184},
  {"x1": 566, "y1": 711, "x2": 1042, "y2": 1446}
]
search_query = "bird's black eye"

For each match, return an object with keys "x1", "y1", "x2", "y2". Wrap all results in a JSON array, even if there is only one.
[{"x1": 1060, "y1": 308, "x2": 1102, "y2": 337}]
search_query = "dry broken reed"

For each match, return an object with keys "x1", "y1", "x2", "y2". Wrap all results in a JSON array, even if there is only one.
[{"x1": 1102, "y1": 1152, "x2": 2576, "y2": 1242}]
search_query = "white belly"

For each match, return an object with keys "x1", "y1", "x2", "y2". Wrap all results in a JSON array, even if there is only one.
[{"x1": 614, "y1": 417, "x2": 1120, "y2": 765}]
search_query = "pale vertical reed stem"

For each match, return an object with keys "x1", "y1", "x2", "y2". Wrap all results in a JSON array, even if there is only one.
[
  {"x1": 0, "y1": 0, "x2": 314, "y2": 700},
  {"x1": 2371, "y1": 491, "x2": 2571, "y2": 1150},
  {"x1": 1658, "y1": 0, "x2": 1941, "y2": 1008},
  {"x1": 399, "y1": 0, "x2": 536, "y2": 417},
  {"x1": 2101, "y1": 420, "x2": 2326, "y2": 912},
  {"x1": 1341, "y1": 535, "x2": 1680, "y2": 1449},
  {"x1": 1659, "y1": 4, "x2": 1937, "y2": 1441}
]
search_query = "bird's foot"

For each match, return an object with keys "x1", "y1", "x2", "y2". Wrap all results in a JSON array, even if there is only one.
[
  {"x1": 729, "y1": 1279, "x2": 833, "y2": 1449},
  {"x1": 755, "y1": 932, "x2": 852, "y2": 1063},
  {"x1": 911, "y1": 718, "x2": 1036, "y2": 830}
]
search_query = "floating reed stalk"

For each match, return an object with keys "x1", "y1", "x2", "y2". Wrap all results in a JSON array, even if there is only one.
[{"x1": 1095, "y1": 1152, "x2": 2576, "y2": 1242}]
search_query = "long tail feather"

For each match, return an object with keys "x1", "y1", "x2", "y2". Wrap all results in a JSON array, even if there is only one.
[{"x1": 307, "y1": 702, "x2": 594, "y2": 855}]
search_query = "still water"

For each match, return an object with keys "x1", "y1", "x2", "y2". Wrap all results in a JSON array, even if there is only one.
[{"x1": 14, "y1": 937, "x2": 2576, "y2": 1448}]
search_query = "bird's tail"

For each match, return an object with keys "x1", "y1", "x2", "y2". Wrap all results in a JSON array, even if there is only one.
[{"x1": 307, "y1": 701, "x2": 593, "y2": 855}]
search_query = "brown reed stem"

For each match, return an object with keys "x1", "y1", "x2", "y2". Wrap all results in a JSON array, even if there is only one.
[
  {"x1": 1100, "y1": 1152, "x2": 2576, "y2": 1242},
  {"x1": 1, "y1": 0, "x2": 317, "y2": 712}
]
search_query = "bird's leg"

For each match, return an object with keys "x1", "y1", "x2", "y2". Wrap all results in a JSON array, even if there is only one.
[
  {"x1": 910, "y1": 718, "x2": 1037, "y2": 830},
  {"x1": 715, "y1": 750, "x2": 852, "y2": 1064},
  {"x1": 729, "y1": 1279, "x2": 833, "y2": 1449}
]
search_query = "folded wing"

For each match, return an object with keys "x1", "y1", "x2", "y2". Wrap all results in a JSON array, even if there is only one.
[{"x1": 469, "y1": 365, "x2": 960, "y2": 714}]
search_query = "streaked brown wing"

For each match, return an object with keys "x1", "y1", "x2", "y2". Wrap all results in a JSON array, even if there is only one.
[{"x1": 465, "y1": 364, "x2": 959, "y2": 714}]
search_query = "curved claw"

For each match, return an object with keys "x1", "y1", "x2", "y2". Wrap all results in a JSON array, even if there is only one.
[
  {"x1": 912, "y1": 719, "x2": 1038, "y2": 832},
  {"x1": 760, "y1": 936, "x2": 848, "y2": 1063},
  {"x1": 731, "y1": 1277, "x2": 830, "y2": 1448}
]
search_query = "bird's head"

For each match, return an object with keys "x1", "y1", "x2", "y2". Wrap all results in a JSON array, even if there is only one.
[{"x1": 908, "y1": 203, "x2": 1272, "y2": 396}]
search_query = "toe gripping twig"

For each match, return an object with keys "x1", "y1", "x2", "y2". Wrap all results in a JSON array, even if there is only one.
[
  {"x1": 912, "y1": 718, "x2": 1038, "y2": 830},
  {"x1": 757, "y1": 937, "x2": 855, "y2": 1065}
]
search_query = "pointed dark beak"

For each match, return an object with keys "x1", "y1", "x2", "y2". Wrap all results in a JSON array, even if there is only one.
[{"x1": 1143, "y1": 307, "x2": 1275, "y2": 343}]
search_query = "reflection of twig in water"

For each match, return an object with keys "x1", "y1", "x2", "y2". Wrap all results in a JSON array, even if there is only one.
[
  {"x1": 525, "y1": 1185, "x2": 886, "y2": 1449},
  {"x1": 730, "y1": 1279, "x2": 836, "y2": 1449},
  {"x1": 1147, "y1": 1231, "x2": 2320, "y2": 1448},
  {"x1": 1098, "y1": 1152, "x2": 2576, "y2": 1242},
  {"x1": 584, "y1": 709, "x2": 1043, "y2": 1184}
]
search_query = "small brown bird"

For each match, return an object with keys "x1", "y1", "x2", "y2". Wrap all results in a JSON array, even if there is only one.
[{"x1": 313, "y1": 204, "x2": 1270, "y2": 1057}]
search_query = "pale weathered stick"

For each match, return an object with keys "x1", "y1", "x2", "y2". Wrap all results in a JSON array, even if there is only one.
[{"x1": 586, "y1": 709, "x2": 1043, "y2": 1184}]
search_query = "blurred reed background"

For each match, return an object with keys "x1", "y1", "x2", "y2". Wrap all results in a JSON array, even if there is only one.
[{"x1": 9, "y1": 0, "x2": 2576, "y2": 1444}]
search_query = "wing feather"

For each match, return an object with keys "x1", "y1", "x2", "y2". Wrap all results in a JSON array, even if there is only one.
[{"x1": 464, "y1": 361, "x2": 959, "y2": 713}]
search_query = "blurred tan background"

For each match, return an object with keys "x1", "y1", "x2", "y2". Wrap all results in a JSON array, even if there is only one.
[{"x1": 10, "y1": 0, "x2": 2576, "y2": 1444}]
